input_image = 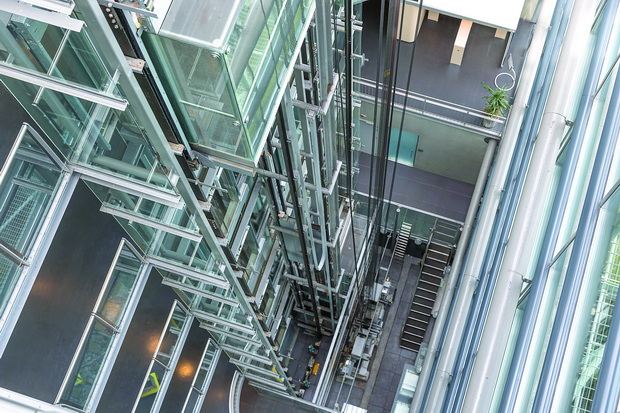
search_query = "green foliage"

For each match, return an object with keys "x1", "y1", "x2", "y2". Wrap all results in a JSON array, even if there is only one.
[{"x1": 482, "y1": 82, "x2": 511, "y2": 116}]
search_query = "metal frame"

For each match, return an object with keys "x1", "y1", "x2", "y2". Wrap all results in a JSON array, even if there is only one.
[
  {"x1": 0, "y1": 0, "x2": 83, "y2": 31},
  {"x1": 72, "y1": 164, "x2": 183, "y2": 209},
  {"x1": 181, "y1": 339, "x2": 221, "y2": 413},
  {"x1": 100, "y1": 203, "x2": 203, "y2": 242},
  {"x1": 19, "y1": 0, "x2": 75, "y2": 15},
  {"x1": 0, "y1": 123, "x2": 77, "y2": 357},
  {"x1": 55, "y1": 239, "x2": 150, "y2": 412},
  {"x1": 146, "y1": 255, "x2": 229, "y2": 290},
  {"x1": 0, "y1": 62, "x2": 127, "y2": 110},
  {"x1": 132, "y1": 300, "x2": 193, "y2": 413}
]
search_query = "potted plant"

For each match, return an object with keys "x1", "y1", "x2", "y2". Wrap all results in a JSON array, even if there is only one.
[{"x1": 481, "y1": 82, "x2": 511, "y2": 128}]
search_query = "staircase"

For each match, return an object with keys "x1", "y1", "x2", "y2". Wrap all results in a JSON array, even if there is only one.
[
  {"x1": 394, "y1": 222, "x2": 412, "y2": 259},
  {"x1": 400, "y1": 240, "x2": 452, "y2": 352}
]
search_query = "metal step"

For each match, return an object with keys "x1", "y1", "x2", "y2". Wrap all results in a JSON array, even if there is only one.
[
  {"x1": 429, "y1": 242, "x2": 452, "y2": 255},
  {"x1": 427, "y1": 249, "x2": 449, "y2": 261},
  {"x1": 405, "y1": 318, "x2": 429, "y2": 330}
]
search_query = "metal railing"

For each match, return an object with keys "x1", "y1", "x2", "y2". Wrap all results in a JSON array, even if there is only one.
[{"x1": 353, "y1": 76, "x2": 506, "y2": 137}]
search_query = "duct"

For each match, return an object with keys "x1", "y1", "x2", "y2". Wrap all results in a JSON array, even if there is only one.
[
  {"x1": 499, "y1": 0, "x2": 620, "y2": 410},
  {"x1": 459, "y1": 0, "x2": 595, "y2": 411},
  {"x1": 409, "y1": 0, "x2": 559, "y2": 411},
  {"x1": 531, "y1": 26, "x2": 620, "y2": 411},
  {"x1": 408, "y1": 139, "x2": 496, "y2": 410}
]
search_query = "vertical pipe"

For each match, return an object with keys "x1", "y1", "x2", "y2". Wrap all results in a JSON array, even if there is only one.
[
  {"x1": 531, "y1": 37, "x2": 620, "y2": 412},
  {"x1": 409, "y1": 137, "x2": 496, "y2": 408},
  {"x1": 460, "y1": 0, "x2": 594, "y2": 411},
  {"x1": 500, "y1": 1, "x2": 620, "y2": 410},
  {"x1": 410, "y1": 0, "x2": 559, "y2": 410}
]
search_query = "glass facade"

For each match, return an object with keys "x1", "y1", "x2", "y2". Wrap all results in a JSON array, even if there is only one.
[{"x1": 143, "y1": 0, "x2": 314, "y2": 165}]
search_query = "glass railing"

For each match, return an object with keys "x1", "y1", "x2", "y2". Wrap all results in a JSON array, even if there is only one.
[
  {"x1": 355, "y1": 193, "x2": 463, "y2": 244},
  {"x1": 0, "y1": 125, "x2": 64, "y2": 320},
  {"x1": 133, "y1": 301, "x2": 193, "y2": 413},
  {"x1": 354, "y1": 76, "x2": 507, "y2": 136},
  {"x1": 57, "y1": 239, "x2": 147, "y2": 412},
  {"x1": 182, "y1": 339, "x2": 221, "y2": 413}
]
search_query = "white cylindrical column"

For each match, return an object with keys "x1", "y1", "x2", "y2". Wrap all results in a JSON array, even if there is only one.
[
  {"x1": 462, "y1": 1, "x2": 597, "y2": 411},
  {"x1": 412, "y1": 0, "x2": 558, "y2": 411}
]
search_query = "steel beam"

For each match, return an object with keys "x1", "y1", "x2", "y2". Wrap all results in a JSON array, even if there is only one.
[
  {"x1": 0, "y1": 62, "x2": 127, "y2": 110},
  {"x1": 0, "y1": 0, "x2": 83, "y2": 31}
]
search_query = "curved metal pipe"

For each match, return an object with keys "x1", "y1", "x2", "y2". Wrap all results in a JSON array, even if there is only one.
[{"x1": 453, "y1": 0, "x2": 590, "y2": 411}]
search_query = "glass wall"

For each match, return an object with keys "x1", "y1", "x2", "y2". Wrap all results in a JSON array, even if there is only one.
[
  {"x1": 58, "y1": 240, "x2": 146, "y2": 411},
  {"x1": 142, "y1": 0, "x2": 313, "y2": 165},
  {"x1": 570, "y1": 183, "x2": 620, "y2": 412},
  {"x1": 0, "y1": 127, "x2": 63, "y2": 318}
]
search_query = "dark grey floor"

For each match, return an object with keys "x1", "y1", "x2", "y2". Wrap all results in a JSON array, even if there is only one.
[
  {"x1": 365, "y1": 258, "x2": 420, "y2": 413},
  {"x1": 202, "y1": 352, "x2": 236, "y2": 413},
  {"x1": 323, "y1": 255, "x2": 419, "y2": 412},
  {"x1": 361, "y1": 0, "x2": 533, "y2": 111},
  {"x1": 98, "y1": 268, "x2": 178, "y2": 411},
  {"x1": 0, "y1": 83, "x2": 225, "y2": 411},
  {"x1": 357, "y1": 152, "x2": 473, "y2": 222},
  {"x1": 0, "y1": 181, "x2": 127, "y2": 402}
]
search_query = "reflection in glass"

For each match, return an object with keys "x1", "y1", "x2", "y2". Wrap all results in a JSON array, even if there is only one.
[
  {"x1": 59, "y1": 320, "x2": 115, "y2": 409},
  {"x1": 0, "y1": 130, "x2": 63, "y2": 317}
]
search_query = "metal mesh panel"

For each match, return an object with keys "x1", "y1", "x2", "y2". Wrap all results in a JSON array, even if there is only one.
[
  {"x1": 572, "y1": 235, "x2": 620, "y2": 412},
  {"x1": 0, "y1": 186, "x2": 39, "y2": 292}
]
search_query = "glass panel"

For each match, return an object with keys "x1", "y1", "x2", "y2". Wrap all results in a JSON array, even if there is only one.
[
  {"x1": 0, "y1": 128, "x2": 63, "y2": 317},
  {"x1": 142, "y1": 34, "x2": 250, "y2": 160},
  {"x1": 571, "y1": 187, "x2": 620, "y2": 412},
  {"x1": 209, "y1": 169, "x2": 244, "y2": 236},
  {"x1": 0, "y1": 134, "x2": 62, "y2": 257},
  {"x1": 0, "y1": 254, "x2": 21, "y2": 318},
  {"x1": 155, "y1": 305, "x2": 188, "y2": 366},
  {"x1": 58, "y1": 320, "x2": 115, "y2": 410},
  {"x1": 57, "y1": 239, "x2": 145, "y2": 411},
  {"x1": 0, "y1": 15, "x2": 113, "y2": 89},
  {"x1": 142, "y1": 0, "x2": 312, "y2": 165},
  {"x1": 391, "y1": 364, "x2": 418, "y2": 413},
  {"x1": 95, "y1": 244, "x2": 142, "y2": 326},
  {"x1": 157, "y1": 0, "x2": 245, "y2": 49}
]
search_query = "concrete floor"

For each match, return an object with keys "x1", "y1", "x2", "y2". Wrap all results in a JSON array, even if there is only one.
[
  {"x1": 357, "y1": 152, "x2": 473, "y2": 222},
  {"x1": 361, "y1": 0, "x2": 533, "y2": 111},
  {"x1": 323, "y1": 255, "x2": 420, "y2": 412}
]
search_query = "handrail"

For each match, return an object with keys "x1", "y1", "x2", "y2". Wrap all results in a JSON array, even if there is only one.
[
  {"x1": 352, "y1": 76, "x2": 507, "y2": 135},
  {"x1": 229, "y1": 371, "x2": 244, "y2": 413}
]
